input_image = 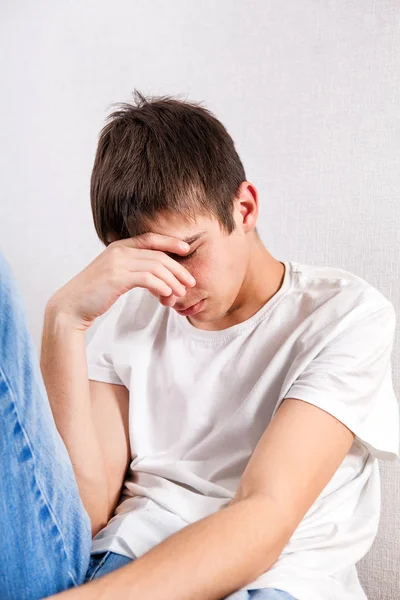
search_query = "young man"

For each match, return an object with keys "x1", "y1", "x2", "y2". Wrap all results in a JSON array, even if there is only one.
[{"x1": 0, "y1": 91, "x2": 398, "y2": 600}]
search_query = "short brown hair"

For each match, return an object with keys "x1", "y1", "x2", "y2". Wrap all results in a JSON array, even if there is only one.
[{"x1": 90, "y1": 90, "x2": 247, "y2": 245}]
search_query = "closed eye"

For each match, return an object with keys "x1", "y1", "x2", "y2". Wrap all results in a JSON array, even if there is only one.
[{"x1": 169, "y1": 249, "x2": 197, "y2": 262}]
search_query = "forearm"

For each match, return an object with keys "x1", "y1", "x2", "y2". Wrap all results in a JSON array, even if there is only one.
[
  {"x1": 40, "y1": 304, "x2": 109, "y2": 536},
  {"x1": 52, "y1": 496, "x2": 291, "y2": 600}
]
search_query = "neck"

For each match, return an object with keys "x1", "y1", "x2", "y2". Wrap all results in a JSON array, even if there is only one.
[{"x1": 231, "y1": 237, "x2": 285, "y2": 322}]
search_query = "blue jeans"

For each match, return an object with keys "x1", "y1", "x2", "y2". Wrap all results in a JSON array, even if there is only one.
[{"x1": 0, "y1": 251, "x2": 296, "y2": 600}]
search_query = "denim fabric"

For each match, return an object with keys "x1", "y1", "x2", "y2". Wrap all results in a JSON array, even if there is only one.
[
  {"x1": 0, "y1": 252, "x2": 92, "y2": 599},
  {"x1": 84, "y1": 550, "x2": 133, "y2": 582},
  {"x1": 0, "y1": 251, "x2": 296, "y2": 600},
  {"x1": 225, "y1": 589, "x2": 297, "y2": 600}
]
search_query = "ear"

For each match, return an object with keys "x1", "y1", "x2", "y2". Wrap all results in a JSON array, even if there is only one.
[{"x1": 235, "y1": 181, "x2": 259, "y2": 233}]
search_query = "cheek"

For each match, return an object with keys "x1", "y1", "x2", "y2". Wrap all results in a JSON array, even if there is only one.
[
  {"x1": 194, "y1": 262, "x2": 231, "y2": 298},
  {"x1": 188, "y1": 258, "x2": 212, "y2": 289}
]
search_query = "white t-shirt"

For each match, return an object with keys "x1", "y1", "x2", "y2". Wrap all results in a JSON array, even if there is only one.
[{"x1": 86, "y1": 260, "x2": 399, "y2": 600}]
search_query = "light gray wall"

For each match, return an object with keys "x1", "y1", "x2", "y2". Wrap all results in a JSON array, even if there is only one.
[{"x1": 1, "y1": 2, "x2": 399, "y2": 597}]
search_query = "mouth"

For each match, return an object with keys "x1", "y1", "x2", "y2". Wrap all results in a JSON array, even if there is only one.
[{"x1": 175, "y1": 298, "x2": 205, "y2": 317}]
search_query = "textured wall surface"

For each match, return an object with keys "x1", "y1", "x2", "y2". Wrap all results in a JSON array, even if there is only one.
[{"x1": 0, "y1": 2, "x2": 399, "y2": 597}]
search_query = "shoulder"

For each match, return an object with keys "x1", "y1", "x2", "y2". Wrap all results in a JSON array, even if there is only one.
[
  {"x1": 290, "y1": 260, "x2": 393, "y2": 314},
  {"x1": 286, "y1": 261, "x2": 395, "y2": 348}
]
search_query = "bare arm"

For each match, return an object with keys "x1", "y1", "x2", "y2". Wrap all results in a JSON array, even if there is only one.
[
  {"x1": 40, "y1": 306, "x2": 110, "y2": 537},
  {"x1": 48, "y1": 397, "x2": 355, "y2": 600},
  {"x1": 40, "y1": 232, "x2": 196, "y2": 537},
  {"x1": 89, "y1": 379, "x2": 131, "y2": 521}
]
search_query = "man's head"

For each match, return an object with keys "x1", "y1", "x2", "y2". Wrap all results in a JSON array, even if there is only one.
[{"x1": 90, "y1": 90, "x2": 273, "y2": 330}]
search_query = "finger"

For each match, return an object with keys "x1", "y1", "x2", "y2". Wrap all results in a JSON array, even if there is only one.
[
  {"x1": 130, "y1": 260, "x2": 188, "y2": 297},
  {"x1": 130, "y1": 272, "x2": 173, "y2": 298},
  {"x1": 125, "y1": 249, "x2": 196, "y2": 288},
  {"x1": 118, "y1": 232, "x2": 192, "y2": 257}
]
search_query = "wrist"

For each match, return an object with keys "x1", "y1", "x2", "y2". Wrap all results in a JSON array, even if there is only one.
[{"x1": 44, "y1": 300, "x2": 89, "y2": 334}]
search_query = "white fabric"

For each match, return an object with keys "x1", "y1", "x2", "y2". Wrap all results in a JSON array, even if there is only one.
[{"x1": 86, "y1": 260, "x2": 399, "y2": 600}]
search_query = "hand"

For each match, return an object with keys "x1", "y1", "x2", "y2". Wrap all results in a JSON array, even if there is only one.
[{"x1": 46, "y1": 233, "x2": 196, "y2": 331}]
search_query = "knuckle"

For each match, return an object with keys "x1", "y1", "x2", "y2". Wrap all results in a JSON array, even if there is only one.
[
  {"x1": 141, "y1": 271, "x2": 153, "y2": 286},
  {"x1": 152, "y1": 262, "x2": 166, "y2": 278},
  {"x1": 108, "y1": 244, "x2": 124, "y2": 259}
]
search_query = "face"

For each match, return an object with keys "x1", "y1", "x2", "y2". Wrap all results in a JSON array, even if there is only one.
[{"x1": 148, "y1": 196, "x2": 256, "y2": 331}]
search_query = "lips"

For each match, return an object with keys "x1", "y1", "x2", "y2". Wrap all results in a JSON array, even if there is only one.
[
  {"x1": 174, "y1": 298, "x2": 206, "y2": 316},
  {"x1": 175, "y1": 300, "x2": 200, "y2": 311}
]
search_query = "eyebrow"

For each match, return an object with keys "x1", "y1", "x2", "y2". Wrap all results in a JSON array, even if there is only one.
[{"x1": 180, "y1": 230, "x2": 207, "y2": 245}]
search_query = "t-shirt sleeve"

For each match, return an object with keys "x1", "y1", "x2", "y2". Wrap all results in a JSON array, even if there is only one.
[
  {"x1": 85, "y1": 302, "x2": 125, "y2": 386},
  {"x1": 278, "y1": 298, "x2": 399, "y2": 461}
]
